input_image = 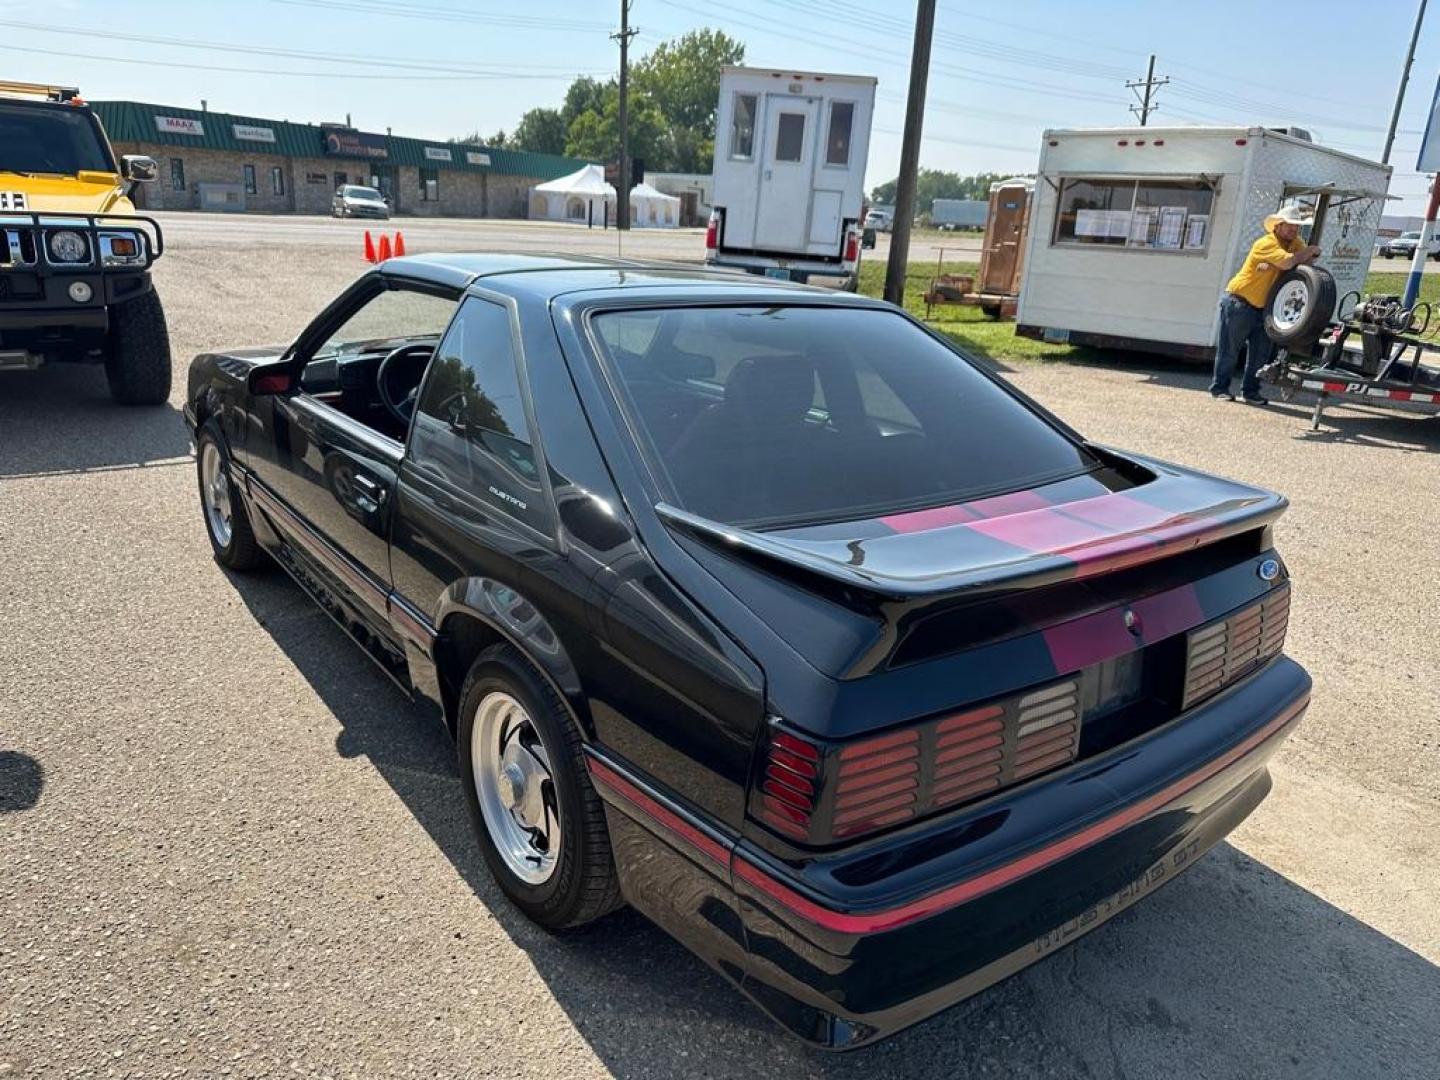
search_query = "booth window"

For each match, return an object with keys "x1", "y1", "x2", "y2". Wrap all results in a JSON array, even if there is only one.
[
  {"x1": 1053, "y1": 177, "x2": 1215, "y2": 252},
  {"x1": 775, "y1": 113, "x2": 806, "y2": 163},
  {"x1": 730, "y1": 94, "x2": 757, "y2": 159},
  {"x1": 420, "y1": 167, "x2": 439, "y2": 202},
  {"x1": 826, "y1": 101, "x2": 854, "y2": 166}
]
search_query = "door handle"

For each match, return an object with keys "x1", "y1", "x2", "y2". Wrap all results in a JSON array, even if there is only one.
[{"x1": 354, "y1": 474, "x2": 388, "y2": 503}]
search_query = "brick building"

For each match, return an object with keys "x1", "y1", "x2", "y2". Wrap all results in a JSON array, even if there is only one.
[{"x1": 90, "y1": 100, "x2": 587, "y2": 218}]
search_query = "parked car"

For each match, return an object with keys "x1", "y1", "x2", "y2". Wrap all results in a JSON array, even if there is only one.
[
  {"x1": 863, "y1": 208, "x2": 892, "y2": 232},
  {"x1": 0, "y1": 81, "x2": 170, "y2": 403},
  {"x1": 1376, "y1": 230, "x2": 1440, "y2": 259},
  {"x1": 185, "y1": 254, "x2": 1310, "y2": 1049},
  {"x1": 332, "y1": 184, "x2": 390, "y2": 219}
]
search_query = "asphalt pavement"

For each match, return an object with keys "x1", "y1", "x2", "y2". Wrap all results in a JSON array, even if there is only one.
[{"x1": 1, "y1": 216, "x2": 1437, "y2": 1079}]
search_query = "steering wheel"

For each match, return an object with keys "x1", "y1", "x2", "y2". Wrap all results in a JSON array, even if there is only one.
[{"x1": 375, "y1": 343, "x2": 434, "y2": 426}]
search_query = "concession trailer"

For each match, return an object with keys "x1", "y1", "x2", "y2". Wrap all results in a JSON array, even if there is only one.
[{"x1": 1016, "y1": 126, "x2": 1392, "y2": 359}]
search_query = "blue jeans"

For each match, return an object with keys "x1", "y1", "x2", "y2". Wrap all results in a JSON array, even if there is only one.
[{"x1": 1210, "y1": 293, "x2": 1274, "y2": 398}]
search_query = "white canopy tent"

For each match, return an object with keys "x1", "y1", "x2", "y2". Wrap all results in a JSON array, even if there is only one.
[
  {"x1": 629, "y1": 181, "x2": 681, "y2": 228},
  {"x1": 529, "y1": 164, "x2": 615, "y2": 225}
]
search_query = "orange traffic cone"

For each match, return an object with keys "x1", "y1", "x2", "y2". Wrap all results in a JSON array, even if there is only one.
[
  {"x1": 377, "y1": 233, "x2": 392, "y2": 261},
  {"x1": 363, "y1": 230, "x2": 376, "y2": 263},
  {"x1": 394, "y1": 231, "x2": 406, "y2": 257}
]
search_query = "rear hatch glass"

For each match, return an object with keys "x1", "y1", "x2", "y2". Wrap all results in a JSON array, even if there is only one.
[{"x1": 591, "y1": 305, "x2": 1097, "y2": 528}]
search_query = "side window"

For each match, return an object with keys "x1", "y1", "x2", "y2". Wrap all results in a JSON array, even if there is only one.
[
  {"x1": 826, "y1": 101, "x2": 853, "y2": 167},
  {"x1": 730, "y1": 94, "x2": 757, "y2": 160},
  {"x1": 410, "y1": 298, "x2": 545, "y2": 529}
]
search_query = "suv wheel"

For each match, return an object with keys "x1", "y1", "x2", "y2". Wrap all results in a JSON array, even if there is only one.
[
  {"x1": 196, "y1": 418, "x2": 266, "y2": 570},
  {"x1": 458, "y1": 643, "x2": 622, "y2": 929},
  {"x1": 105, "y1": 288, "x2": 173, "y2": 405}
]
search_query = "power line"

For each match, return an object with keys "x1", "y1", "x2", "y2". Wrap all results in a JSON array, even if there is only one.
[
  {"x1": 270, "y1": 0, "x2": 612, "y2": 31},
  {"x1": 0, "y1": 43, "x2": 599, "y2": 81}
]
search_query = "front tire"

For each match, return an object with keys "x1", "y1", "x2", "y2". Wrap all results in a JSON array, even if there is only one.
[
  {"x1": 105, "y1": 288, "x2": 173, "y2": 405},
  {"x1": 196, "y1": 419, "x2": 266, "y2": 571},
  {"x1": 457, "y1": 643, "x2": 621, "y2": 929}
]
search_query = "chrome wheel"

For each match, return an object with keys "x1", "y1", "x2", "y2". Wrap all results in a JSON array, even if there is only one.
[
  {"x1": 471, "y1": 691, "x2": 560, "y2": 885},
  {"x1": 200, "y1": 441, "x2": 233, "y2": 548},
  {"x1": 1272, "y1": 280, "x2": 1310, "y2": 332}
]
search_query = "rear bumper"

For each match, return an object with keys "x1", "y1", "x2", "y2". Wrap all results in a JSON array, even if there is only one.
[{"x1": 589, "y1": 656, "x2": 1310, "y2": 1049}]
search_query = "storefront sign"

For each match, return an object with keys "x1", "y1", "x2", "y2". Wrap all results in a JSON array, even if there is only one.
[
  {"x1": 423, "y1": 146, "x2": 453, "y2": 162},
  {"x1": 305, "y1": 172, "x2": 327, "y2": 185},
  {"x1": 155, "y1": 115, "x2": 204, "y2": 136},
  {"x1": 233, "y1": 124, "x2": 276, "y2": 143},
  {"x1": 322, "y1": 128, "x2": 388, "y2": 159},
  {"x1": 465, "y1": 151, "x2": 491, "y2": 167}
]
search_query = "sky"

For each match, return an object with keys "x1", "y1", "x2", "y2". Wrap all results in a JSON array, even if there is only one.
[{"x1": 3, "y1": 0, "x2": 1439, "y2": 215}]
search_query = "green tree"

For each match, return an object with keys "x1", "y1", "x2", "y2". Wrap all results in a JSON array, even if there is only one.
[
  {"x1": 870, "y1": 170, "x2": 1014, "y2": 208},
  {"x1": 564, "y1": 88, "x2": 668, "y2": 172},
  {"x1": 562, "y1": 76, "x2": 609, "y2": 129},
  {"x1": 632, "y1": 28, "x2": 744, "y2": 147},
  {"x1": 510, "y1": 107, "x2": 567, "y2": 155}
]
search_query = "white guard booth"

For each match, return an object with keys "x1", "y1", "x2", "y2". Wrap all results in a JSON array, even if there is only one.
[
  {"x1": 1016, "y1": 126, "x2": 1392, "y2": 359},
  {"x1": 629, "y1": 181, "x2": 681, "y2": 227},
  {"x1": 529, "y1": 164, "x2": 615, "y2": 225}
]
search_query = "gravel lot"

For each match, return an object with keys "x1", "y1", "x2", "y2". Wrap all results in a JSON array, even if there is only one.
[{"x1": 2, "y1": 214, "x2": 1437, "y2": 1079}]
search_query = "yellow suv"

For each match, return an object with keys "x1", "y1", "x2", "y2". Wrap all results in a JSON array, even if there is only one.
[{"x1": 0, "y1": 81, "x2": 171, "y2": 404}]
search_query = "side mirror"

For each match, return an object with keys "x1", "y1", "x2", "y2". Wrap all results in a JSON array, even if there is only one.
[
  {"x1": 121, "y1": 155, "x2": 158, "y2": 183},
  {"x1": 248, "y1": 361, "x2": 294, "y2": 396}
]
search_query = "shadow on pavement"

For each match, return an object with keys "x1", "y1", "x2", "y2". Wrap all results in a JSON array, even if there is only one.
[
  {"x1": 0, "y1": 751, "x2": 44, "y2": 812},
  {"x1": 0, "y1": 364, "x2": 189, "y2": 478},
  {"x1": 230, "y1": 568, "x2": 1440, "y2": 1079}
]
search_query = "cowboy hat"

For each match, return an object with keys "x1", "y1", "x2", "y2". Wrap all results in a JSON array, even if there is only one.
[{"x1": 1264, "y1": 205, "x2": 1312, "y2": 229}]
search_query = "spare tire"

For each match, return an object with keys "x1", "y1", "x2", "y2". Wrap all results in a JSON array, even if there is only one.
[{"x1": 1264, "y1": 264, "x2": 1336, "y2": 347}]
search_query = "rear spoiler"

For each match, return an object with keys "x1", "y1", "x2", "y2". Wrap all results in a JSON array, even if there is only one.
[{"x1": 656, "y1": 466, "x2": 1288, "y2": 610}]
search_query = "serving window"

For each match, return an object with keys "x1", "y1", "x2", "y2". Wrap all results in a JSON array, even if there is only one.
[{"x1": 1053, "y1": 177, "x2": 1214, "y2": 252}]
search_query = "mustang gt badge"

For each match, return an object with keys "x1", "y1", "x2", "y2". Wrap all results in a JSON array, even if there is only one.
[{"x1": 0, "y1": 191, "x2": 28, "y2": 211}]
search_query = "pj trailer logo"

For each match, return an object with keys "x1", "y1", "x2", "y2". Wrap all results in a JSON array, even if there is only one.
[{"x1": 0, "y1": 191, "x2": 28, "y2": 211}]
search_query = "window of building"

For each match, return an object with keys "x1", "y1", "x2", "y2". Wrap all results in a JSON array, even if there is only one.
[
  {"x1": 1052, "y1": 177, "x2": 1215, "y2": 252},
  {"x1": 334, "y1": 171, "x2": 347, "y2": 190},
  {"x1": 243, "y1": 164, "x2": 257, "y2": 195},
  {"x1": 825, "y1": 101, "x2": 854, "y2": 167},
  {"x1": 774, "y1": 112, "x2": 806, "y2": 163},
  {"x1": 270, "y1": 166, "x2": 285, "y2": 196},
  {"x1": 420, "y1": 167, "x2": 440, "y2": 202},
  {"x1": 169, "y1": 157, "x2": 185, "y2": 192},
  {"x1": 730, "y1": 94, "x2": 757, "y2": 160},
  {"x1": 411, "y1": 298, "x2": 545, "y2": 530}
]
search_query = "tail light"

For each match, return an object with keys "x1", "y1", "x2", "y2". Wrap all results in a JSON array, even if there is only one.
[
  {"x1": 704, "y1": 211, "x2": 719, "y2": 253},
  {"x1": 753, "y1": 676, "x2": 1082, "y2": 846},
  {"x1": 844, "y1": 228, "x2": 859, "y2": 263},
  {"x1": 1182, "y1": 586, "x2": 1290, "y2": 709}
]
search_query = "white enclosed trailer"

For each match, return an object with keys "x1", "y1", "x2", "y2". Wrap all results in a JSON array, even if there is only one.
[
  {"x1": 1016, "y1": 126, "x2": 1391, "y2": 358},
  {"x1": 706, "y1": 66, "x2": 876, "y2": 287}
]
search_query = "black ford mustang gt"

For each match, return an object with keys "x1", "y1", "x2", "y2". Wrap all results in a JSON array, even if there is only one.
[{"x1": 185, "y1": 253, "x2": 1310, "y2": 1049}]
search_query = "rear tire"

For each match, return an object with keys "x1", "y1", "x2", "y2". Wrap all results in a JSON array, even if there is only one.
[
  {"x1": 105, "y1": 288, "x2": 172, "y2": 405},
  {"x1": 457, "y1": 643, "x2": 621, "y2": 930},
  {"x1": 1264, "y1": 265, "x2": 1336, "y2": 348}
]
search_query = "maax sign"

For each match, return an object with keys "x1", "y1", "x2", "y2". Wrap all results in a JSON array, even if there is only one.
[
  {"x1": 155, "y1": 115, "x2": 204, "y2": 136},
  {"x1": 322, "y1": 127, "x2": 388, "y2": 159}
]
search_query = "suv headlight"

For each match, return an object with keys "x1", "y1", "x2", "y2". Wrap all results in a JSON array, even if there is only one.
[
  {"x1": 47, "y1": 229, "x2": 89, "y2": 263},
  {"x1": 99, "y1": 230, "x2": 148, "y2": 268}
]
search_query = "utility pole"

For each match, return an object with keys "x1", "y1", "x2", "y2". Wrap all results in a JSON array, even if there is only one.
[
  {"x1": 883, "y1": 0, "x2": 936, "y2": 307},
  {"x1": 612, "y1": 0, "x2": 638, "y2": 230},
  {"x1": 1383, "y1": 0, "x2": 1427, "y2": 164},
  {"x1": 1126, "y1": 55, "x2": 1169, "y2": 126}
]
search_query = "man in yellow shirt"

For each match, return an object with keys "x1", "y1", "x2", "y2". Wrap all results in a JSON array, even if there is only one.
[{"x1": 1210, "y1": 205, "x2": 1321, "y2": 403}]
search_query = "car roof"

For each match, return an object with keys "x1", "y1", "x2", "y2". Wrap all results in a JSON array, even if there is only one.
[{"x1": 377, "y1": 252, "x2": 871, "y2": 302}]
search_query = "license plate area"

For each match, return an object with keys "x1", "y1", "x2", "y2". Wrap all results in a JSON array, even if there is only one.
[{"x1": 1077, "y1": 639, "x2": 1186, "y2": 758}]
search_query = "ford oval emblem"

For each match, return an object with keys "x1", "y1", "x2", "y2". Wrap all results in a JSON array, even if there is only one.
[{"x1": 1258, "y1": 558, "x2": 1281, "y2": 582}]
